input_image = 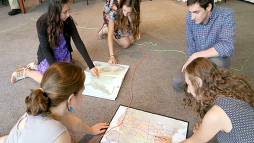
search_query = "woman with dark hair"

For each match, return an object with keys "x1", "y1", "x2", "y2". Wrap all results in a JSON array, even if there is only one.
[
  {"x1": 11, "y1": 0, "x2": 98, "y2": 83},
  {"x1": 1, "y1": 62, "x2": 109, "y2": 143},
  {"x1": 155, "y1": 57, "x2": 254, "y2": 143},
  {"x1": 98, "y1": 0, "x2": 141, "y2": 65}
]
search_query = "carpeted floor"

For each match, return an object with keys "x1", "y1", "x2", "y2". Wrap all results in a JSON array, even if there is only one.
[{"x1": 0, "y1": 0, "x2": 253, "y2": 142}]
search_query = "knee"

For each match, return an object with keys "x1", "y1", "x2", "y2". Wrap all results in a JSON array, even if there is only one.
[
  {"x1": 121, "y1": 42, "x2": 131, "y2": 49},
  {"x1": 130, "y1": 39, "x2": 136, "y2": 45},
  {"x1": 209, "y1": 57, "x2": 231, "y2": 69},
  {"x1": 173, "y1": 76, "x2": 184, "y2": 93},
  {"x1": 173, "y1": 76, "x2": 183, "y2": 87}
]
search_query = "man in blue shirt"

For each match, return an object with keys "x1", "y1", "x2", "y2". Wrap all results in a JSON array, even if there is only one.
[{"x1": 173, "y1": 0, "x2": 236, "y2": 93}]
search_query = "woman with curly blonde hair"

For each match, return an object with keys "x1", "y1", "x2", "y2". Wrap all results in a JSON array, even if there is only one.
[
  {"x1": 155, "y1": 57, "x2": 254, "y2": 143},
  {"x1": 98, "y1": 0, "x2": 141, "y2": 65}
]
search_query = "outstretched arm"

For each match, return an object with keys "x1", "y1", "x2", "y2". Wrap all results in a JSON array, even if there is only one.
[
  {"x1": 182, "y1": 105, "x2": 232, "y2": 143},
  {"x1": 155, "y1": 105, "x2": 232, "y2": 143},
  {"x1": 61, "y1": 115, "x2": 109, "y2": 135},
  {"x1": 107, "y1": 18, "x2": 117, "y2": 65},
  {"x1": 69, "y1": 19, "x2": 98, "y2": 78}
]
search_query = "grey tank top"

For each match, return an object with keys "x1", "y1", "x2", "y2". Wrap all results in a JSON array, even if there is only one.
[{"x1": 4, "y1": 113, "x2": 68, "y2": 143}]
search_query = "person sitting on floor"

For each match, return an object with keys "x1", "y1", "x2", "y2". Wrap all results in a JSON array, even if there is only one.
[
  {"x1": 172, "y1": 0, "x2": 236, "y2": 93},
  {"x1": 155, "y1": 57, "x2": 254, "y2": 143},
  {"x1": 0, "y1": 62, "x2": 109, "y2": 143},
  {"x1": 11, "y1": 0, "x2": 98, "y2": 84},
  {"x1": 98, "y1": 0, "x2": 141, "y2": 65}
]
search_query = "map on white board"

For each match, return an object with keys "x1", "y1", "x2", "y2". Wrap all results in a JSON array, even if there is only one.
[
  {"x1": 82, "y1": 61, "x2": 130, "y2": 100},
  {"x1": 101, "y1": 105, "x2": 189, "y2": 143}
]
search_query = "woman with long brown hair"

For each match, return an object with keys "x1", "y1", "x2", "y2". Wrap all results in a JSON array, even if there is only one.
[
  {"x1": 11, "y1": 0, "x2": 99, "y2": 84},
  {"x1": 1, "y1": 62, "x2": 108, "y2": 143},
  {"x1": 155, "y1": 57, "x2": 254, "y2": 143},
  {"x1": 98, "y1": 0, "x2": 141, "y2": 65}
]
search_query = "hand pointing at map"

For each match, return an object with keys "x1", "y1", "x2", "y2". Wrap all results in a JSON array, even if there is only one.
[{"x1": 90, "y1": 67, "x2": 99, "y2": 78}]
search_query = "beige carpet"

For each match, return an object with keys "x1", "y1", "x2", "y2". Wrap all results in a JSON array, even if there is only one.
[{"x1": 0, "y1": 0, "x2": 253, "y2": 142}]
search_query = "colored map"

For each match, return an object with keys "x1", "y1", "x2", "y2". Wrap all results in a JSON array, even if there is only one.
[
  {"x1": 82, "y1": 61, "x2": 129, "y2": 100},
  {"x1": 101, "y1": 106, "x2": 188, "y2": 143}
]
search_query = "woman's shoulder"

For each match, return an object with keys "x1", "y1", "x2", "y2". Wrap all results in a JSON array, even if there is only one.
[
  {"x1": 37, "y1": 13, "x2": 48, "y2": 28},
  {"x1": 63, "y1": 17, "x2": 75, "y2": 34},
  {"x1": 63, "y1": 17, "x2": 75, "y2": 28},
  {"x1": 66, "y1": 17, "x2": 73, "y2": 22},
  {"x1": 37, "y1": 13, "x2": 47, "y2": 23},
  {"x1": 53, "y1": 131, "x2": 71, "y2": 143},
  {"x1": 206, "y1": 105, "x2": 225, "y2": 119},
  {"x1": 26, "y1": 114, "x2": 68, "y2": 142},
  {"x1": 42, "y1": 116, "x2": 67, "y2": 131},
  {"x1": 28, "y1": 114, "x2": 67, "y2": 132},
  {"x1": 215, "y1": 97, "x2": 246, "y2": 107},
  {"x1": 104, "y1": 0, "x2": 119, "y2": 11}
]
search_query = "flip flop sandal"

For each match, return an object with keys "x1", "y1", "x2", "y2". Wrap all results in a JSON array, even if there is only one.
[
  {"x1": 98, "y1": 23, "x2": 107, "y2": 40},
  {"x1": 27, "y1": 62, "x2": 38, "y2": 70},
  {"x1": 11, "y1": 68, "x2": 27, "y2": 83}
]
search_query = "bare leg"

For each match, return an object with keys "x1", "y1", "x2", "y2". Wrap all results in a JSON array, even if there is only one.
[
  {"x1": 0, "y1": 135, "x2": 8, "y2": 143},
  {"x1": 113, "y1": 36, "x2": 130, "y2": 49},
  {"x1": 128, "y1": 34, "x2": 136, "y2": 45},
  {"x1": 98, "y1": 24, "x2": 108, "y2": 39},
  {"x1": 113, "y1": 34, "x2": 136, "y2": 49},
  {"x1": 26, "y1": 70, "x2": 43, "y2": 83},
  {"x1": 101, "y1": 26, "x2": 108, "y2": 35}
]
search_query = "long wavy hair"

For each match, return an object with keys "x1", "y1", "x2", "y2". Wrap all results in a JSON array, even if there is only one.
[
  {"x1": 117, "y1": 0, "x2": 141, "y2": 39},
  {"x1": 47, "y1": 0, "x2": 68, "y2": 49},
  {"x1": 25, "y1": 62, "x2": 85, "y2": 119},
  {"x1": 183, "y1": 57, "x2": 254, "y2": 118}
]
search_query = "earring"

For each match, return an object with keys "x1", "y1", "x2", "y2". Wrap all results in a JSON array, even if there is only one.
[{"x1": 69, "y1": 107, "x2": 73, "y2": 113}]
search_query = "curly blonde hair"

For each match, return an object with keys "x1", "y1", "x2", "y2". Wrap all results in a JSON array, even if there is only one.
[{"x1": 183, "y1": 57, "x2": 254, "y2": 118}]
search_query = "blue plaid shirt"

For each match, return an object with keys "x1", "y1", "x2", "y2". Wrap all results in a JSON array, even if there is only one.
[{"x1": 186, "y1": 6, "x2": 236, "y2": 58}]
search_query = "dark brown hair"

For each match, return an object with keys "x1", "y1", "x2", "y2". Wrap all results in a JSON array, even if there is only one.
[
  {"x1": 117, "y1": 0, "x2": 141, "y2": 40},
  {"x1": 183, "y1": 57, "x2": 254, "y2": 118},
  {"x1": 187, "y1": 0, "x2": 214, "y2": 11},
  {"x1": 46, "y1": 0, "x2": 68, "y2": 49},
  {"x1": 25, "y1": 62, "x2": 85, "y2": 118}
]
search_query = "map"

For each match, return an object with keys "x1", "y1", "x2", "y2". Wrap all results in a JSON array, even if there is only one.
[
  {"x1": 101, "y1": 105, "x2": 188, "y2": 143},
  {"x1": 82, "y1": 61, "x2": 130, "y2": 100}
]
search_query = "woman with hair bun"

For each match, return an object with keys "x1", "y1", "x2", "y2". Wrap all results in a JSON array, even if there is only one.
[{"x1": 1, "y1": 62, "x2": 109, "y2": 143}]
